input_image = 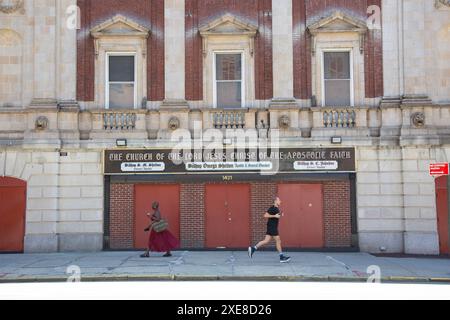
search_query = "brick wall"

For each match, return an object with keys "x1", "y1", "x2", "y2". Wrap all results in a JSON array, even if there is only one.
[
  {"x1": 78, "y1": 0, "x2": 382, "y2": 102},
  {"x1": 251, "y1": 182, "x2": 277, "y2": 245},
  {"x1": 180, "y1": 184, "x2": 205, "y2": 248},
  {"x1": 109, "y1": 184, "x2": 134, "y2": 249},
  {"x1": 292, "y1": 0, "x2": 383, "y2": 99},
  {"x1": 76, "y1": 0, "x2": 165, "y2": 102},
  {"x1": 185, "y1": 0, "x2": 273, "y2": 101},
  {"x1": 323, "y1": 181, "x2": 352, "y2": 247},
  {"x1": 109, "y1": 180, "x2": 352, "y2": 249}
]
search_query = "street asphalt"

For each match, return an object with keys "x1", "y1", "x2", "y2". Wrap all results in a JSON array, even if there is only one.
[{"x1": 0, "y1": 251, "x2": 449, "y2": 283}]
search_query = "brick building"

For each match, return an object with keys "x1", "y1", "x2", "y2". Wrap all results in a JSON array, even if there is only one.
[{"x1": 0, "y1": 0, "x2": 449, "y2": 255}]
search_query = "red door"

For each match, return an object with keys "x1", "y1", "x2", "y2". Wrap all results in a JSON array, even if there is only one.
[
  {"x1": 134, "y1": 184, "x2": 180, "y2": 249},
  {"x1": 0, "y1": 177, "x2": 26, "y2": 252},
  {"x1": 205, "y1": 184, "x2": 250, "y2": 248},
  {"x1": 278, "y1": 184, "x2": 324, "y2": 248},
  {"x1": 436, "y1": 176, "x2": 449, "y2": 254}
]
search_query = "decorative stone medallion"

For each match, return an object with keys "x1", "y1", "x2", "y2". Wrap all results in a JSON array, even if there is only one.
[
  {"x1": 0, "y1": 0, "x2": 25, "y2": 14},
  {"x1": 411, "y1": 112, "x2": 425, "y2": 128},
  {"x1": 278, "y1": 115, "x2": 291, "y2": 129},
  {"x1": 35, "y1": 116, "x2": 49, "y2": 131},
  {"x1": 168, "y1": 117, "x2": 180, "y2": 131}
]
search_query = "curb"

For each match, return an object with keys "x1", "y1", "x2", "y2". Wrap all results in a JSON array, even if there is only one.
[
  {"x1": 429, "y1": 277, "x2": 450, "y2": 283},
  {"x1": 1, "y1": 275, "x2": 450, "y2": 284},
  {"x1": 388, "y1": 276, "x2": 430, "y2": 283}
]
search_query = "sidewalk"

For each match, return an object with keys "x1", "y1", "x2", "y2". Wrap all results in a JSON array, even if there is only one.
[{"x1": 0, "y1": 251, "x2": 449, "y2": 283}]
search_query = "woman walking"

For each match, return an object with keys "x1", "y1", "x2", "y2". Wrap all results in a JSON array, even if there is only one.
[{"x1": 141, "y1": 201, "x2": 180, "y2": 258}]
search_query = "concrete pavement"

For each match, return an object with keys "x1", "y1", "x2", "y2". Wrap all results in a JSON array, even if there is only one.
[{"x1": 0, "y1": 251, "x2": 449, "y2": 283}]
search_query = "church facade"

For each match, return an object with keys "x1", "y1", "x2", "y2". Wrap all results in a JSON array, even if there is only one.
[{"x1": 0, "y1": 0, "x2": 449, "y2": 255}]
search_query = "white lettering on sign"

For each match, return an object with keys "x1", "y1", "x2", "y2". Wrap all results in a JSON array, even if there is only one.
[
  {"x1": 121, "y1": 162, "x2": 165, "y2": 172},
  {"x1": 186, "y1": 162, "x2": 273, "y2": 171},
  {"x1": 429, "y1": 163, "x2": 449, "y2": 176},
  {"x1": 294, "y1": 161, "x2": 339, "y2": 171}
]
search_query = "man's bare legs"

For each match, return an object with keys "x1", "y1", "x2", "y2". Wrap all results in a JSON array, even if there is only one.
[
  {"x1": 255, "y1": 235, "x2": 283, "y2": 254},
  {"x1": 255, "y1": 235, "x2": 283, "y2": 253},
  {"x1": 255, "y1": 235, "x2": 272, "y2": 250},
  {"x1": 274, "y1": 236, "x2": 283, "y2": 254}
]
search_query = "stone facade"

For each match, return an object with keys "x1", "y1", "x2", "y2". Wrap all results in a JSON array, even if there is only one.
[
  {"x1": 0, "y1": 149, "x2": 103, "y2": 252},
  {"x1": 0, "y1": 0, "x2": 449, "y2": 254}
]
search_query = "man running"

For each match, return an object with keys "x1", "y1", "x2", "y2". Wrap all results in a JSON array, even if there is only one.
[{"x1": 248, "y1": 196, "x2": 291, "y2": 263}]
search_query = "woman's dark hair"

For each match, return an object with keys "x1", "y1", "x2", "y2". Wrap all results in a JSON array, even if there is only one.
[{"x1": 152, "y1": 201, "x2": 159, "y2": 210}]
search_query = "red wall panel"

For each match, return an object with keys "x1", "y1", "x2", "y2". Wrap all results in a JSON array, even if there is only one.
[
  {"x1": 436, "y1": 177, "x2": 449, "y2": 255},
  {"x1": 0, "y1": 178, "x2": 26, "y2": 252},
  {"x1": 278, "y1": 184, "x2": 324, "y2": 248},
  {"x1": 205, "y1": 184, "x2": 251, "y2": 248},
  {"x1": 134, "y1": 185, "x2": 180, "y2": 250}
]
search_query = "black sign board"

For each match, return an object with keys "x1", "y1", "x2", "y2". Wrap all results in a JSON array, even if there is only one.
[{"x1": 104, "y1": 148, "x2": 356, "y2": 175}]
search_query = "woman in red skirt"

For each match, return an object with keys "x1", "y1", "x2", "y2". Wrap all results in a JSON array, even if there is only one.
[{"x1": 140, "y1": 201, "x2": 180, "y2": 258}]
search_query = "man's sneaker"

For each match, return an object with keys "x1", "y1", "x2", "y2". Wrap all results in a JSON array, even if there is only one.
[
  {"x1": 248, "y1": 246, "x2": 256, "y2": 258},
  {"x1": 280, "y1": 255, "x2": 291, "y2": 263}
]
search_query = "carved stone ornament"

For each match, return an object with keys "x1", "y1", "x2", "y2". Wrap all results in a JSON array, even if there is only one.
[
  {"x1": 35, "y1": 116, "x2": 49, "y2": 131},
  {"x1": 278, "y1": 115, "x2": 291, "y2": 129},
  {"x1": 436, "y1": 0, "x2": 450, "y2": 9},
  {"x1": 411, "y1": 112, "x2": 425, "y2": 128},
  {"x1": 168, "y1": 117, "x2": 180, "y2": 131},
  {"x1": 0, "y1": 0, "x2": 24, "y2": 14}
]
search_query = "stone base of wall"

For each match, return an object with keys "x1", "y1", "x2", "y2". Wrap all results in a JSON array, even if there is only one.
[
  {"x1": 24, "y1": 234, "x2": 103, "y2": 253},
  {"x1": 58, "y1": 233, "x2": 103, "y2": 252},
  {"x1": 24, "y1": 234, "x2": 59, "y2": 253},
  {"x1": 358, "y1": 232, "x2": 404, "y2": 253},
  {"x1": 404, "y1": 232, "x2": 440, "y2": 255}
]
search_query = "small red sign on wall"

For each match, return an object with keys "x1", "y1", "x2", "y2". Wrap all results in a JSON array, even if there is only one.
[{"x1": 430, "y1": 163, "x2": 449, "y2": 176}]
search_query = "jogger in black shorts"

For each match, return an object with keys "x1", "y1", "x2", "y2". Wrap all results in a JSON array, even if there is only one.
[{"x1": 248, "y1": 197, "x2": 291, "y2": 263}]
